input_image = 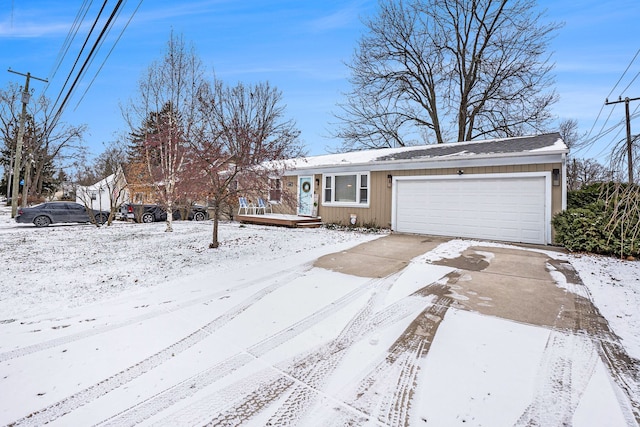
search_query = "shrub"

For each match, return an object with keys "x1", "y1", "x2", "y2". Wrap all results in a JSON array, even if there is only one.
[
  {"x1": 554, "y1": 183, "x2": 639, "y2": 257},
  {"x1": 567, "y1": 183, "x2": 604, "y2": 209},
  {"x1": 552, "y1": 205, "x2": 612, "y2": 253}
]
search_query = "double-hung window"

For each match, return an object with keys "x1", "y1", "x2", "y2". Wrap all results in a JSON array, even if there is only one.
[{"x1": 323, "y1": 172, "x2": 369, "y2": 207}]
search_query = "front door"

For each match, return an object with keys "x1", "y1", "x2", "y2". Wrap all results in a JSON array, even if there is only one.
[{"x1": 297, "y1": 176, "x2": 314, "y2": 216}]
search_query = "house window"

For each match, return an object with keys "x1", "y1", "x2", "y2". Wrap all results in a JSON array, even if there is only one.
[
  {"x1": 269, "y1": 178, "x2": 282, "y2": 202},
  {"x1": 323, "y1": 173, "x2": 369, "y2": 206}
]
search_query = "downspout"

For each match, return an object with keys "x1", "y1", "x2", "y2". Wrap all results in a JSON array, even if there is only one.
[{"x1": 561, "y1": 153, "x2": 567, "y2": 210}]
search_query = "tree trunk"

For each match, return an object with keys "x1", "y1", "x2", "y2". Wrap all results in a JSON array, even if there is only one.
[
  {"x1": 210, "y1": 201, "x2": 220, "y2": 248},
  {"x1": 165, "y1": 199, "x2": 174, "y2": 232}
]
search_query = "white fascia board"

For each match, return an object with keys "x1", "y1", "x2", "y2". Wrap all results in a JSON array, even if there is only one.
[{"x1": 283, "y1": 151, "x2": 565, "y2": 176}]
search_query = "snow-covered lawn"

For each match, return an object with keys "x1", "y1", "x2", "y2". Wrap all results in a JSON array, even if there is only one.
[{"x1": 0, "y1": 206, "x2": 638, "y2": 426}]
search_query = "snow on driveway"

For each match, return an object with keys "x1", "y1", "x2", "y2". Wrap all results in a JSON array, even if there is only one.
[{"x1": 0, "y1": 207, "x2": 638, "y2": 426}]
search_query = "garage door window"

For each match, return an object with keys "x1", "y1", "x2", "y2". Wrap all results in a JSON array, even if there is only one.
[{"x1": 323, "y1": 173, "x2": 369, "y2": 206}]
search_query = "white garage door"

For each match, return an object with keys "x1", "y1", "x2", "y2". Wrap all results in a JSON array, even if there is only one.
[{"x1": 394, "y1": 175, "x2": 548, "y2": 244}]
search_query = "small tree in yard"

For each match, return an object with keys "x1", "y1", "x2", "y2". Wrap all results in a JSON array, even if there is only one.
[
  {"x1": 123, "y1": 32, "x2": 204, "y2": 232},
  {"x1": 94, "y1": 140, "x2": 129, "y2": 225},
  {"x1": 193, "y1": 79, "x2": 303, "y2": 248},
  {"x1": 74, "y1": 141, "x2": 129, "y2": 227},
  {"x1": 75, "y1": 168, "x2": 128, "y2": 227}
]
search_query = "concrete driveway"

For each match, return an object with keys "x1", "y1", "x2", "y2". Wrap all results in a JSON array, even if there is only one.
[
  {"x1": 315, "y1": 233, "x2": 598, "y2": 328},
  {"x1": 315, "y1": 233, "x2": 640, "y2": 425}
]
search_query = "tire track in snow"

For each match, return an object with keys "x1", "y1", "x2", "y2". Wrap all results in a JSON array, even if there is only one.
[
  {"x1": 6, "y1": 267, "x2": 308, "y2": 427},
  {"x1": 271, "y1": 285, "x2": 450, "y2": 427},
  {"x1": 151, "y1": 368, "x2": 286, "y2": 426},
  {"x1": 92, "y1": 275, "x2": 389, "y2": 426},
  {"x1": 550, "y1": 260, "x2": 640, "y2": 425},
  {"x1": 148, "y1": 280, "x2": 446, "y2": 426},
  {"x1": 198, "y1": 284, "x2": 450, "y2": 427},
  {"x1": 326, "y1": 285, "x2": 452, "y2": 427},
  {"x1": 200, "y1": 291, "x2": 383, "y2": 427},
  {"x1": 514, "y1": 331, "x2": 599, "y2": 426},
  {"x1": 261, "y1": 284, "x2": 388, "y2": 427},
  {"x1": 0, "y1": 265, "x2": 308, "y2": 363}
]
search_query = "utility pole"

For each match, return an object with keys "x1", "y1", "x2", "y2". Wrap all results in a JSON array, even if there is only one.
[
  {"x1": 7, "y1": 69, "x2": 47, "y2": 218},
  {"x1": 605, "y1": 96, "x2": 640, "y2": 184}
]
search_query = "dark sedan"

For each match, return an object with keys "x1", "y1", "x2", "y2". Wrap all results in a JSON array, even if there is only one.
[{"x1": 15, "y1": 202, "x2": 109, "y2": 227}]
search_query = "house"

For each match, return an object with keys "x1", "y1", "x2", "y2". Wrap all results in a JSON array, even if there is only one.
[
  {"x1": 278, "y1": 133, "x2": 568, "y2": 245},
  {"x1": 76, "y1": 167, "x2": 129, "y2": 212}
]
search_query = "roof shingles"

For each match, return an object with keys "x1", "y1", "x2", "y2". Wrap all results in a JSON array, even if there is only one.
[{"x1": 375, "y1": 133, "x2": 563, "y2": 162}]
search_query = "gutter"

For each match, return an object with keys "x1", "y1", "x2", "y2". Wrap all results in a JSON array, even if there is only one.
[{"x1": 283, "y1": 149, "x2": 569, "y2": 176}]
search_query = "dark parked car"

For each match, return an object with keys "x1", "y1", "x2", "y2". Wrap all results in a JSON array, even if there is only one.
[
  {"x1": 123, "y1": 203, "x2": 209, "y2": 223},
  {"x1": 15, "y1": 202, "x2": 109, "y2": 227}
]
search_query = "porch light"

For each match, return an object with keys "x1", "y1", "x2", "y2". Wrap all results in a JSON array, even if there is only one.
[
  {"x1": 552, "y1": 168, "x2": 560, "y2": 186},
  {"x1": 387, "y1": 174, "x2": 392, "y2": 187}
]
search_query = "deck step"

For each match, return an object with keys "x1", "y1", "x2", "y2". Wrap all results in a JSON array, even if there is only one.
[
  {"x1": 295, "y1": 221, "x2": 323, "y2": 228},
  {"x1": 236, "y1": 214, "x2": 323, "y2": 229}
]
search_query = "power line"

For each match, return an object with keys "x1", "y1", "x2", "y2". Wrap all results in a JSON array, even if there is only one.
[
  {"x1": 590, "y1": 114, "x2": 634, "y2": 159},
  {"x1": 620, "y1": 69, "x2": 640, "y2": 96},
  {"x1": 606, "y1": 48, "x2": 640, "y2": 100},
  {"x1": 46, "y1": 0, "x2": 93, "y2": 87},
  {"x1": 49, "y1": 0, "x2": 110, "y2": 118},
  {"x1": 75, "y1": 0, "x2": 144, "y2": 110},
  {"x1": 579, "y1": 49, "x2": 640, "y2": 157},
  {"x1": 574, "y1": 105, "x2": 620, "y2": 155},
  {"x1": 49, "y1": 0, "x2": 125, "y2": 132},
  {"x1": 605, "y1": 96, "x2": 640, "y2": 183}
]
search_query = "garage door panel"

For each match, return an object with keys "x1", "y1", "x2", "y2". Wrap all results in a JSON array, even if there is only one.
[{"x1": 395, "y1": 176, "x2": 547, "y2": 244}]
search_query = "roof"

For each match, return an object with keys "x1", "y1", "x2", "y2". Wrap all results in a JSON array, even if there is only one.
[{"x1": 285, "y1": 133, "x2": 567, "y2": 174}]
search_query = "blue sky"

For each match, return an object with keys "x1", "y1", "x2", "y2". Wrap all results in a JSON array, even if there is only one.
[{"x1": 1, "y1": 0, "x2": 639, "y2": 166}]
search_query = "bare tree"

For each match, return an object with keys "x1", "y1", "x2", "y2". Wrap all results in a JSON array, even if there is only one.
[
  {"x1": 123, "y1": 32, "x2": 204, "y2": 232},
  {"x1": 566, "y1": 158, "x2": 608, "y2": 191},
  {"x1": 94, "y1": 139, "x2": 128, "y2": 179},
  {"x1": 75, "y1": 166, "x2": 127, "y2": 227},
  {"x1": 559, "y1": 118, "x2": 605, "y2": 191},
  {"x1": 335, "y1": 0, "x2": 560, "y2": 150},
  {"x1": 0, "y1": 83, "x2": 86, "y2": 202},
  {"x1": 610, "y1": 134, "x2": 640, "y2": 184},
  {"x1": 75, "y1": 140, "x2": 130, "y2": 225},
  {"x1": 558, "y1": 118, "x2": 584, "y2": 150},
  {"x1": 193, "y1": 79, "x2": 303, "y2": 248}
]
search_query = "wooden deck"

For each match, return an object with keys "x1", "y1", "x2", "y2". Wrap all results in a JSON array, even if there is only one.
[{"x1": 236, "y1": 213, "x2": 323, "y2": 228}]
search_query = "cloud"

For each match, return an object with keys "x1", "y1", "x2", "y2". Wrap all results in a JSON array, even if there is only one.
[
  {"x1": 130, "y1": 0, "x2": 235, "y2": 26},
  {"x1": 307, "y1": 5, "x2": 361, "y2": 33},
  {"x1": 0, "y1": 2, "x2": 74, "y2": 38},
  {"x1": 0, "y1": 21, "x2": 70, "y2": 38}
]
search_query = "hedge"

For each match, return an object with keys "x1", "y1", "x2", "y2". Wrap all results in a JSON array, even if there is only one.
[{"x1": 553, "y1": 183, "x2": 639, "y2": 258}]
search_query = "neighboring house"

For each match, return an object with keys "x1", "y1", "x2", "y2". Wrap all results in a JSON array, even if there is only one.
[
  {"x1": 280, "y1": 133, "x2": 568, "y2": 245},
  {"x1": 125, "y1": 161, "x2": 159, "y2": 204},
  {"x1": 52, "y1": 181, "x2": 75, "y2": 201},
  {"x1": 76, "y1": 167, "x2": 129, "y2": 213}
]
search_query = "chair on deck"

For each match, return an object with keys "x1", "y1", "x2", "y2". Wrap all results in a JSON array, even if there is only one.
[
  {"x1": 256, "y1": 198, "x2": 272, "y2": 214},
  {"x1": 238, "y1": 197, "x2": 255, "y2": 215}
]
